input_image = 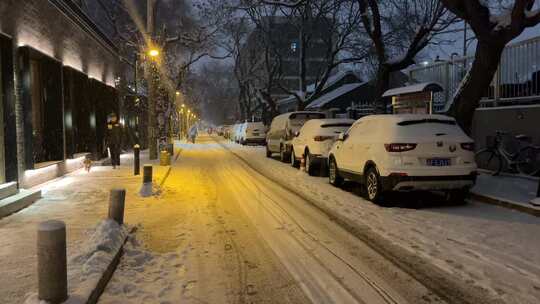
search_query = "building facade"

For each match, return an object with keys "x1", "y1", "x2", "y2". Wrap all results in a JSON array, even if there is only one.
[
  {"x1": 241, "y1": 16, "x2": 334, "y2": 109},
  {"x1": 0, "y1": 0, "x2": 124, "y2": 187}
]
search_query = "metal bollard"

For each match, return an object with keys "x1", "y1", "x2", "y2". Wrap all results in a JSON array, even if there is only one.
[
  {"x1": 134, "y1": 144, "x2": 140, "y2": 176},
  {"x1": 108, "y1": 189, "x2": 126, "y2": 225},
  {"x1": 143, "y1": 165, "x2": 152, "y2": 184},
  {"x1": 37, "y1": 220, "x2": 68, "y2": 304},
  {"x1": 139, "y1": 165, "x2": 153, "y2": 197}
]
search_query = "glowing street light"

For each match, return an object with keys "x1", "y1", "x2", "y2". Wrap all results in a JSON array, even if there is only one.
[
  {"x1": 148, "y1": 48, "x2": 160, "y2": 58},
  {"x1": 175, "y1": 91, "x2": 180, "y2": 96}
]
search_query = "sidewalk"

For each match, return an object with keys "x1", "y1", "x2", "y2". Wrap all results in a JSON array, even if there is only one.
[
  {"x1": 471, "y1": 173, "x2": 540, "y2": 216},
  {"x1": 0, "y1": 149, "x2": 172, "y2": 304}
]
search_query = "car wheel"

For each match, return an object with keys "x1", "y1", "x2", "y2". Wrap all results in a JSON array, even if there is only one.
[
  {"x1": 365, "y1": 167, "x2": 383, "y2": 204},
  {"x1": 280, "y1": 145, "x2": 290, "y2": 163},
  {"x1": 266, "y1": 146, "x2": 272, "y2": 158},
  {"x1": 306, "y1": 152, "x2": 315, "y2": 176},
  {"x1": 329, "y1": 157, "x2": 343, "y2": 186},
  {"x1": 445, "y1": 189, "x2": 468, "y2": 204},
  {"x1": 291, "y1": 150, "x2": 299, "y2": 167}
]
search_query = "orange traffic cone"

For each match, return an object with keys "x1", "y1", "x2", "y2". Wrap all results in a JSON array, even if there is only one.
[{"x1": 300, "y1": 155, "x2": 306, "y2": 172}]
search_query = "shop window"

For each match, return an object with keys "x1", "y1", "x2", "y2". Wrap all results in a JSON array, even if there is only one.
[
  {"x1": 0, "y1": 45, "x2": 5, "y2": 183},
  {"x1": 19, "y1": 47, "x2": 64, "y2": 168},
  {"x1": 1, "y1": 35, "x2": 17, "y2": 182}
]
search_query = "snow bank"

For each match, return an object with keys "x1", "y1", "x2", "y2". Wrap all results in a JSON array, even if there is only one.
[{"x1": 24, "y1": 220, "x2": 129, "y2": 304}]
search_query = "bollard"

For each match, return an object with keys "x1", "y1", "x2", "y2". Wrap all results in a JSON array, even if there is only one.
[
  {"x1": 37, "y1": 220, "x2": 68, "y2": 304},
  {"x1": 140, "y1": 165, "x2": 153, "y2": 197},
  {"x1": 531, "y1": 178, "x2": 540, "y2": 206},
  {"x1": 160, "y1": 150, "x2": 170, "y2": 166},
  {"x1": 143, "y1": 165, "x2": 152, "y2": 184},
  {"x1": 133, "y1": 144, "x2": 140, "y2": 176},
  {"x1": 108, "y1": 189, "x2": 126, "y2": 225}
]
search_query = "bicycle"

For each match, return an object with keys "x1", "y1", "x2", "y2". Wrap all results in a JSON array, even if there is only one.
[{"x1": 475, "y1": 131, "x2": 540, "y2": 176}]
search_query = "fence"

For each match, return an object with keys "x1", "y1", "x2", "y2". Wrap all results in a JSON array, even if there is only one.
[{"x1": 407, "y1": 36, "x2": 540, "y2": 112}]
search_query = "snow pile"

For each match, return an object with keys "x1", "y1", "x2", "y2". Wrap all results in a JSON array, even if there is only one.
[
  {"x1": 24, "y1": 220, "x2": 128, "y2": 304},
  {"x1": 99, "y1": 235, "x2": 188, "y2": 303},
  {"x1": 70, "y1": 219, "x2": 128, "y2": 278}
]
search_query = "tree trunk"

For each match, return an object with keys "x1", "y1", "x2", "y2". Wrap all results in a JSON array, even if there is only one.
[
  {"x1": 375, "y1": 65, "x2": 391, "y2": 113},
  {"x1": 147, "y1": 0, "x2": 158, "y2": 160},
  {"x1": 448, "y1": 41, "x2": 504, "y2": 135}
]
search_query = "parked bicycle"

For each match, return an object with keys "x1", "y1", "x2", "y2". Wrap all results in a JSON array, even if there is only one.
[{"x1": 475, "y1": 131, "x2": 540, "y2": 176}]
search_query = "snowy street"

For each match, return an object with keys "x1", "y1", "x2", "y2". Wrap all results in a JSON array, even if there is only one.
[{"x1": 1, "y1": 135, "x2": 540, "y2": 304}]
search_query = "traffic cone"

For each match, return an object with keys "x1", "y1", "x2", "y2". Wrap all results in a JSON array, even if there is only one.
[{"x1": 300, "y1": 155, "x2": 306, "y2": 172}]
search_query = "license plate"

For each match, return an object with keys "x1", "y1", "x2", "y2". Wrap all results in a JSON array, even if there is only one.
[
  {"x1": 252, "y1": 133, "x2": 259, "y2": 136},
  {"x1": 426, "y1": 158, "x2": 450, "y2": 166}
]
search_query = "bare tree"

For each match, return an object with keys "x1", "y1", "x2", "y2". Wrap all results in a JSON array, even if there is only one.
[
  {"x1": 88, "y1": 0, "x2": 227, "y2": 157},
  {"x1": 355, "y1": 0, "x2": 457, "y2": 111},
  {"x1": 440, "y1": 0, "x2": 540, "y2": 133}
]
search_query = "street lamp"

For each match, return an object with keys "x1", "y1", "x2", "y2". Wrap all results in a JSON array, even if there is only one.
[
  {"x1": 175, "y1": 91, "x2": 180, "y2": 96},
  {"x1": 148, "y1": 48, "x2": 160, "y2": 58}
]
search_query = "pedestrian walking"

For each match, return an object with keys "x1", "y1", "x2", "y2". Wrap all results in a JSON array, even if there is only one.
[
  {"x1": 188, "y1": 124, "x2": 198, "y2": 144},
  {"x1": 106, "y1": 113, "x2": 122, "y2": 169}
]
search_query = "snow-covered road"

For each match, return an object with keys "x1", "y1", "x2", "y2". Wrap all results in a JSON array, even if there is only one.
[
  {"x1": 2, "y1": 135, "x2": 539, "y2": 304},
  {"x1": 101, "y1": 136, "x2": 439, "y2": 304},
  {"x1": 224, "y1": 137, "x2": 540, "y2": 304}
]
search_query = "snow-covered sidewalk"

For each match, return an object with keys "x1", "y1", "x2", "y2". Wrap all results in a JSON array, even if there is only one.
[
  {"x1": 226, "y1": 141, "x2": 540, "y2": 304},
  {"x1": 0, "y1": 150, "x2": 169, "y2": 304},
  {"x1": 472, "y1": 173, "x2": 540, "y2": 214}
]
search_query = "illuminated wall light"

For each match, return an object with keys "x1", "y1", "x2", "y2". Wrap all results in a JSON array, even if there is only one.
[
  {"x1": 65, "y1": 112, "x2": 73, "y2": 129},
  {"x1": 66, "y1": 155, "x2": 86, "y2": 164},
  {"x1": 17, "y1": 31, "x2": 54, "y2": 58},
  {"x1": 23, "y1": 164, "x2": 60, "y2": 180},
  {"x1": 62, "y1": 56, "x2": 84, "y2": 73},
  {"x1": 90, "y1": 113, "x2": 96, "y2": 129}
]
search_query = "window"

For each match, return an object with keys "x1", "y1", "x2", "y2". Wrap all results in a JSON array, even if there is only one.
[{"x1": 290, "y1": 41, "x2": 298, "y2": 53}]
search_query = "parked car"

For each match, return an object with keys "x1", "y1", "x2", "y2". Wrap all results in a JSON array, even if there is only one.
[
  {"x1": 327, "y1": 114, "x2": 477, "y2": 204},
  {"x1": 290, "y1": 118, "x2": 354, "y2": 175},
  {"x1": 239, "y1": 122, "x2": 267, "y2": 145},
  {"x1": 266, "y1": 111, "x2": 326, "y2": 162}
]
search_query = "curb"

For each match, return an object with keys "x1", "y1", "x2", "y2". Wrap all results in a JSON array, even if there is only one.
[
  {"x1": 85, "y1": 226, "x2": 135, "y2": 304},
  {"x1": 470, "y1": 192, "x2": 540, "y2": 217},
  {"x1": 157, "y1": 148, "x2": 182, "y2": 188},
  {"x1": 0, "y1": 189, "x2": 42, "y2": 219}
]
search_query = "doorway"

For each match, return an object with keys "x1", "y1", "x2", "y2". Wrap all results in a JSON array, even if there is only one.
[{"x1": 0, "y1": 43, "x2": 5, "y2": 183}]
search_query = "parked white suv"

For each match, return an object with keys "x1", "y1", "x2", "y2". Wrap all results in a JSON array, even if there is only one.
[
  {"x1": 239, "y1": 122, "x2": 267, "y2": 145},
  {"x1": 291, "y1": 118, "x2": 354, "y2": 175},
  {"x1": 328, "y1": 114, "x2": 477, "y2": 203},
  {"x1": 266, "y1": 111, "x2": 326, "y2": 161}
]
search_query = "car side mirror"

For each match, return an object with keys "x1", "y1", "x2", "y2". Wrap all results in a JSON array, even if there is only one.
[
  {"x1": 294, "y1": 131, "x2": 300, "y2": 137},
  {"x1": 338, "y1": 133, "x2": 348, "y2": 141}
]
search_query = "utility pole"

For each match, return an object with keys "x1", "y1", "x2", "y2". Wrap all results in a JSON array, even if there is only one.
[{"x1": 147, "y1": 0, "x2": 158, "y2": 159}]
